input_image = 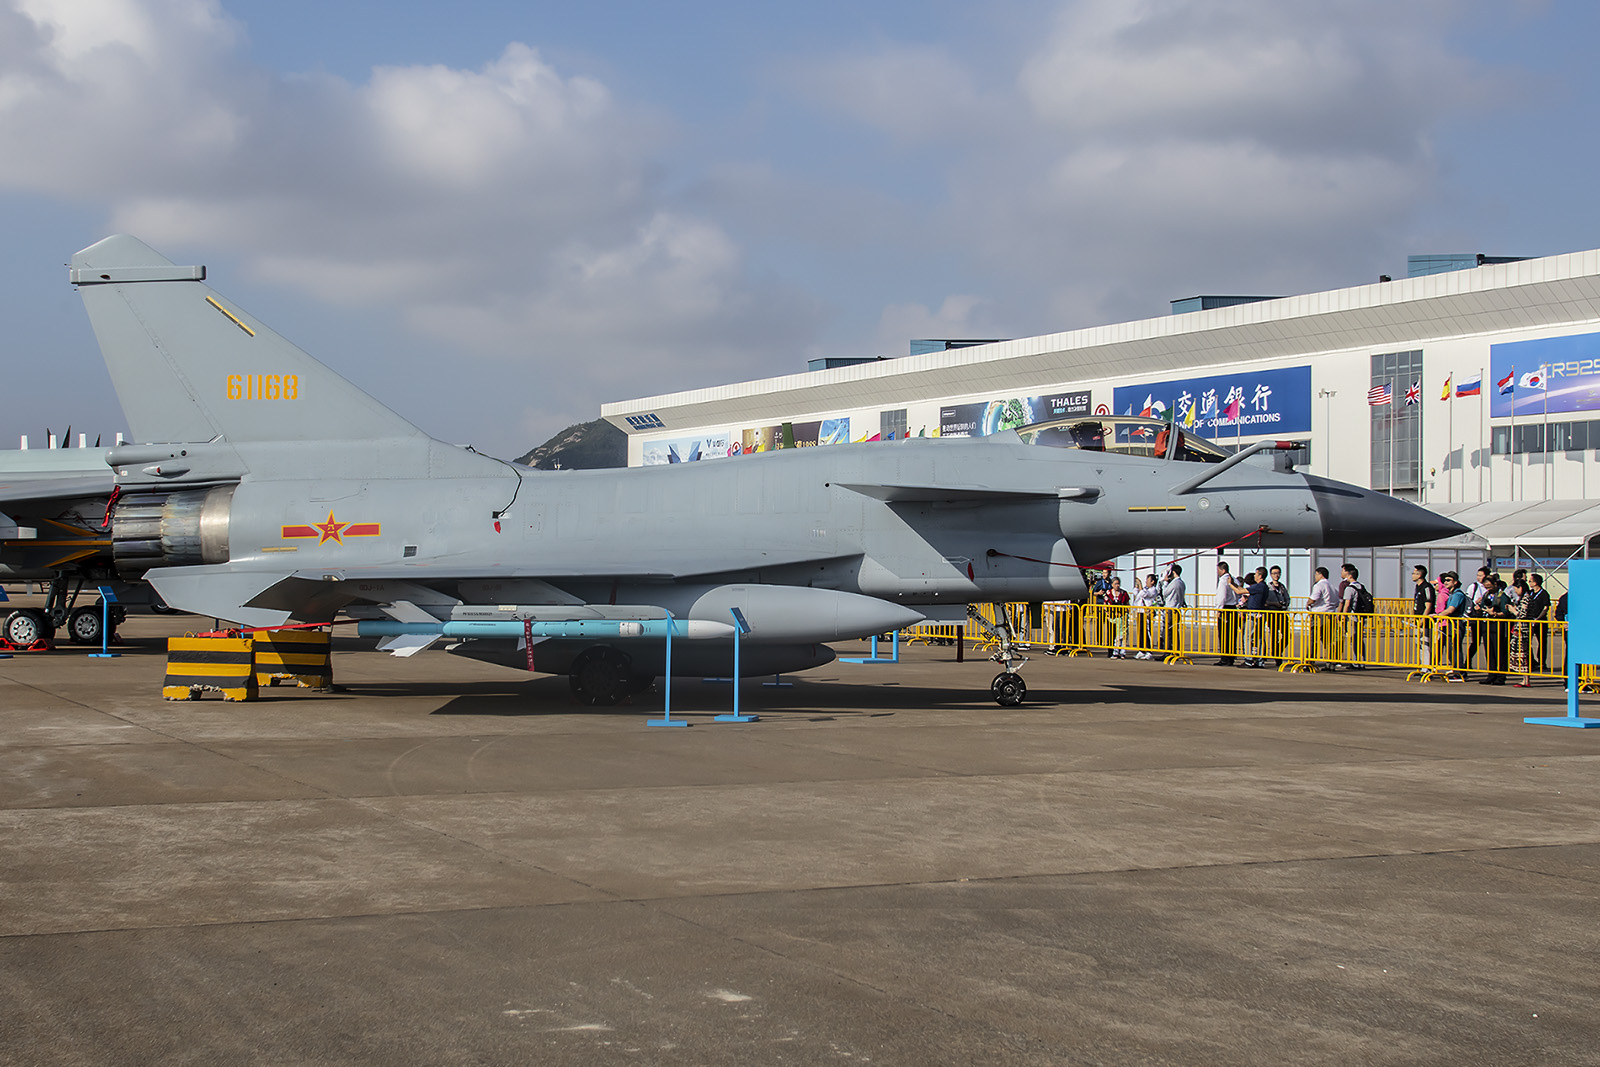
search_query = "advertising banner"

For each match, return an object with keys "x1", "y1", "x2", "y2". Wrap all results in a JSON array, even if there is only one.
[
  {"x1": 641, "y1": 432, "x2": 734, "y2": 465},
  {"x1": 1489, "y1": 332, "x2": 1600, "y2": 418},
  {"x1": 736, "y1": 418, "x2": 850, "y2": 454},
  {"x1": 937, "y1": 391, "x2": 1092, "y2": 438},
  {"x1": 1113, "y1": 366, "x2": 1312, "y2": 437}
]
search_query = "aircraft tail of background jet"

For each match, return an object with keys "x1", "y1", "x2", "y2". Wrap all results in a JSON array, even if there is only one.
[{"x1": 71, "y1": 235, "x2": 427, "y2": 446}]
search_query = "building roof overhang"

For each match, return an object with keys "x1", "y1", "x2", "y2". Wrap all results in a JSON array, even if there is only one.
[{"x1": 602, "y1": 249, "x2": 1600, "y2": 433}]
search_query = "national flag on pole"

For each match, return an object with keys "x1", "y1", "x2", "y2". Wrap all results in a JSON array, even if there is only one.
[
  {"x1": 1518, "y1": 369, "x2": 1546, "y2": 391},
  {"x1": 1183, "y1": 403, "x2": 1195, "y2": 429},
  {"x1": 1456, "y1": 374, "x2": 1481, "y2": 397},
  {"x1": 1440, "y1": 376, "x2": 1452, "y2": 400},
  {"x1": 1403, "y1": 380, "x2": 1421, "y2": 405},
  {"x1": 1223, "y1": 396, "x2": 1242, "y2": 422},
  {"x1": 1497, "y1": 368, "x2": 1515, "y2": 395},
  {"x1": 1367, "y1": 384, "x2": 1392, "y2": 406},
  {"x1": 1139, "y1": 394, "x2": 1154, "y2": 417}
]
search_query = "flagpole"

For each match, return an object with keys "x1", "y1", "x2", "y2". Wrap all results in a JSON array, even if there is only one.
[
  {"x1": 1388, "y1": 377, "x2": 1395, "y2": 498},
  {"x1": 1477, "y1": 367, "x2": 1485, "y2": 501},
  {"x1": 1447, "y1": 372, "x2": 1454, "y2": 503},
  {"x1": 1542, "y1": 364, "x2": 1550, "y2": 500},
  {"x1": 1509, "y1": 365, "x2": 1517, "y2": 501}
]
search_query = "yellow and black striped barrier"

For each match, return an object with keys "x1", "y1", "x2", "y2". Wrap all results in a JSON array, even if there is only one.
[
  {"x1": 164, "y1": 635, "x2": 257, "y2": 702},
  {"x1": 253, "y1": 628, "x2": 333, "y2": 690}
]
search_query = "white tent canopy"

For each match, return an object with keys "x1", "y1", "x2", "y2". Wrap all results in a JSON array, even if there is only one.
[{"x1": 1430, "y1": 500, "x2": 1600, "y2": 550}]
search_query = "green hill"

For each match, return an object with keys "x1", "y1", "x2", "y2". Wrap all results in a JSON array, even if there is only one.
[{"x1": 515, "y1": 419, "x2": 628, "y2": 470}]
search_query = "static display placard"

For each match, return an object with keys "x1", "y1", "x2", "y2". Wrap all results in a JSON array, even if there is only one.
[
  {"x1": 1489, "y1": 332, "x2": 1600, "y2": 418},
  {"x1": 736, "y1": 418, "x2": 850, "y2": 454},
  {"x1": 937, "y1": 391, "x2": 1092, "y2": 438},
  {"x1": 640, "y1": 433, "x2": 734, "y2": 465},
  {"x1": 1113, "y1": 366, "x2": 1312, "y2": 436}
]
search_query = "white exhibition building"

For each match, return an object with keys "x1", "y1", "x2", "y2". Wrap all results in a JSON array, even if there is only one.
[{"x1": 603, "y1": 251, "x2": 1600, "y2": 599}]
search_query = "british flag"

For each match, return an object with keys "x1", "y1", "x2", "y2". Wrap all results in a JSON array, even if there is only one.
[{"x1": 1403, "y1": 380, "x2": 1420, "y2": 406}]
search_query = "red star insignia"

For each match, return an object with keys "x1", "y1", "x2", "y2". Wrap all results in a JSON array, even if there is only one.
[{"x1": 315, "y1": 511, "x2": 347, "y2": 544}]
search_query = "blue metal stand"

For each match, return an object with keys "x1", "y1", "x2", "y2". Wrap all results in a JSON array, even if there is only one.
[
  {"x1": 648, "y1": 612, "x2": 688, "y2": 727},
  {"x1": 1524, "y1": 661, "x2": 1600, "y2": 728},
  {"x1": 88, "y1": 585, "x2": 119, "y2": 659},
  {"x1": 763, "y1": 674, "x2": 793, "y2": 688},
  {"x1": 716, "y1": 607, "x2": 757, "y2": 722},
  {"x1": 1526, "y1": 561, "x2": 1600, "y2": 727},
  {"x1": 840, "y1": 630, "x2": 900, "y2": 664}
]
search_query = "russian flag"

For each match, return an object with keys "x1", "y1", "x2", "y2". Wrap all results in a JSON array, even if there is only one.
[
  {"x1": 1455, "y1": 374, "x2": 1481, "y2": 397},
  {"x1": 1497, "y1": 368, "x2": 1515, "y2": 395}
]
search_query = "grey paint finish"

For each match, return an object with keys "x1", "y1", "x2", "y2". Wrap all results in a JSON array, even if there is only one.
[{"x1": 65, "y1": 236, "x2": 1466, "y2": 689}]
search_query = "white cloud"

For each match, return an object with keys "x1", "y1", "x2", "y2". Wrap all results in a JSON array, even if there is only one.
[
  {"x1": 783, "y1": 44, "x2": 989, "y2": 145},
  {"x1": 789, "y1": 0, "x2": 1490, "y2": 332},
  {"x1": 874, "y1": 295, "x2": 996, "y2": 355},
  {"x1": 0, "y1": 0, "x2": 816, "y2": 449}
]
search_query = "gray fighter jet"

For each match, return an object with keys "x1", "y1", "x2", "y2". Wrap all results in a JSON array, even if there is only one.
[{"x1": 62, "y1": 235, "x2": 1467, "y2": 704}]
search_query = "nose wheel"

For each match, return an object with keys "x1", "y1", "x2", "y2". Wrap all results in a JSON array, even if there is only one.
[
  {"x1": 969, "y1": 604, "x2": 1031, "y2": 706},
  {"x1": 991, "y1": 671, "x2": 1027, "y2": 706}
]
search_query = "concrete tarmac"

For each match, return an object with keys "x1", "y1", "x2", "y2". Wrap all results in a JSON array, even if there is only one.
[{"x1": 2, "y1": 616, "x2": 1598, "y2": 1065}]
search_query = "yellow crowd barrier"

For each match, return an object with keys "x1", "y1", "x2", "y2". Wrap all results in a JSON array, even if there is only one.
[{"x1": 899, "y1": 602, "x2": 1582, "y2": 684}]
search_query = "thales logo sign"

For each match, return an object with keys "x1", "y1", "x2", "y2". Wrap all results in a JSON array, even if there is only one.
[{"x1": 625, "y1": 413, "x2": 666, "y2": 430}]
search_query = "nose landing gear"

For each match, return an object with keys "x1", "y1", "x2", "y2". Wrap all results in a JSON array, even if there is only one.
[{"x1": 968, "y1": 604, "x2": 1031, "y2": 706}]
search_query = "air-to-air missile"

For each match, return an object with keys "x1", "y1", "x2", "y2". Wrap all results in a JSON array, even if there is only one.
[{"x1": 27, "y1": 235, "x2": 1467, "y2": 705}]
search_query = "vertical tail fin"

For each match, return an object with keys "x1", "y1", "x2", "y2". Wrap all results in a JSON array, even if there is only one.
[{"x1": 71, "y1": 235, "x2": 426, "y2": 445}]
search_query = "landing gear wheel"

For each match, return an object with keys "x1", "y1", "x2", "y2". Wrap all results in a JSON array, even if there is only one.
[
  {"x1": 991, "y1": 671, "x2": 1027, "y2": 707},
  {"x1": 149, "y1": 592, "x2": 176, "y2": 615},
  {"x1": 568, "y1": 645, "x2": 634, "y2": 706},
  {"x1": 67, "y1": 605, "x2": 104, "y2": 646},
  {"x1": 4, "y1": 609, "x2": 53, "y2": 646}
]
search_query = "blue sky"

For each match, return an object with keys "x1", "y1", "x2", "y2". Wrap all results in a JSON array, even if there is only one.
[{"x1": 2, "y1": 0, "x2": 1598, "y2": 458}]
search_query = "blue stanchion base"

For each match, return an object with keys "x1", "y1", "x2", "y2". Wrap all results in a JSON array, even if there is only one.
[
  {"x1": 1524, "y1": 716, "x2": 1600, "y2": 728},
  {"x1": 647, "y1": 719, "x2": 690, "y2": 728},
  {"x1": 701, "y1": 677, "x2": 732, "y2": 684},
  {"x1": 763, "y1": 677, "x2": 793, "y2": 687},
  {"x1": 0, "y1": 653, "x2": 11, "y2": 659},
  {"x1": 88, "y1": 653, "x2": 120, "y2": 659},
  {"x1": 839, "y1": 657, "x2": 897, "y2": 664},
  {"x1": 714, "y1": 713, "x2": 758, "y2": 723}
]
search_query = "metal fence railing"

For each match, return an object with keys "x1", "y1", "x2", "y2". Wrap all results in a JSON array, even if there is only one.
[{"x1": 899, "y1": 604, "x2": 1592, "y2": 686}]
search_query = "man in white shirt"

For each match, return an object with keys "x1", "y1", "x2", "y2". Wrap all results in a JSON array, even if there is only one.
[
  {"x1": 1307, "y1": 566, "x2": 1336, "y2": 665},
  {"x1": 1214, "y1": 561, "x2": 1241, "y2": 665},
  {"x1": 1160, "y1": 564, "x2": 1186, "y2": 654}
]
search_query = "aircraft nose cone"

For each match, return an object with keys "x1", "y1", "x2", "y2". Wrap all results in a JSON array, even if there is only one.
[{"x1": 1303, "y1": 475, "x2": 1472, "y2": 547}]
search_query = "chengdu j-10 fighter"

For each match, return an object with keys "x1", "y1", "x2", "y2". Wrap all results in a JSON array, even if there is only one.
[{"x1": 63, "y1": 235, "x2": 1466, "y2": 705}]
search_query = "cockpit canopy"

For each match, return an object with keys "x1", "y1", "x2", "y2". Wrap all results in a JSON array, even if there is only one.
[{"x1": 1015, "y1": 415, "x2": 1230, "y2": 464}]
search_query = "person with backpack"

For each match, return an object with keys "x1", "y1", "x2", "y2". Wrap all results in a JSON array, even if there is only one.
[
  {"x1": 1265, "y1": 565, "x2": 1291, "y2": 665},
  {"x1": 1479, "y1": 576, "x2": 1511, "y2": 684},
  {"x1": 1433, "y1": 572, "x2": 1468, "y2": 680},
  {"x1": 1462, "y1": 566, "x2": 1492, "y2": 670},
  {"x1": 1337, "y1": 563, "x2": 1372, "y2": 668}
]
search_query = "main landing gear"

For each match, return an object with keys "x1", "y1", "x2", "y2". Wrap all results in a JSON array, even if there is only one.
[
  {"x1": 3, "y1": 608, "x2": 54, "y2": 647},
  {"x1": 967, "y1": 604, "x2": 1030, "y2": 707}
]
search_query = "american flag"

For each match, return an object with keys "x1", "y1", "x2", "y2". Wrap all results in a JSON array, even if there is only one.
[
  {"x1": 1403, "y1": 380, "x2": 1421, "y2": 405},
  {"x1": 1367, "y1": 384, "x2": 1392, "y2": 406}
]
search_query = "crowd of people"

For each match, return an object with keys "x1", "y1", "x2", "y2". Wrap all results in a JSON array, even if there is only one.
[
  {"x1": 1076, "y1": 559, "x2": 1567, "y2": 681},
  {"x1": 1424, "y1": 564, "x2": 1564, "y2": 684}
]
